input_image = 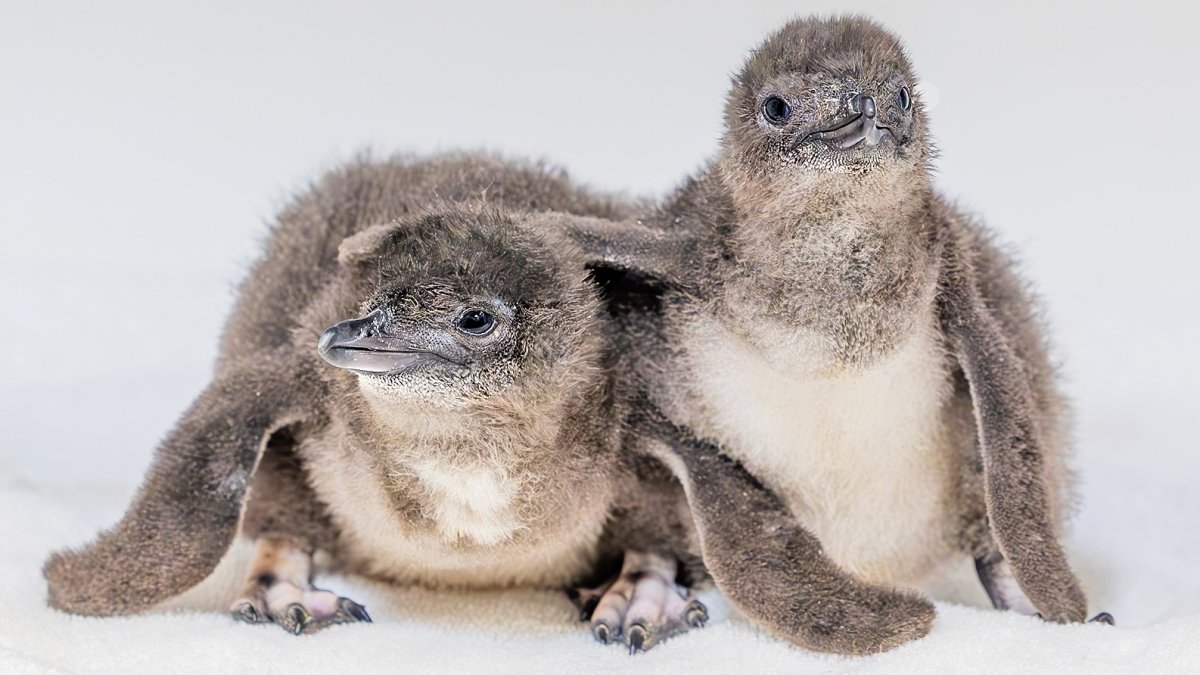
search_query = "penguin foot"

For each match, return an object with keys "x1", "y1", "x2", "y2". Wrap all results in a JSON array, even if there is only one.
[
  {"x1": 1089, "y1": 612, "x2": 1115, "y2": 625},
  {"x1": 230, "y1": 536, "x2": 370, "y2": 635},
  {"x1": 573, "y1": 550, "x2": 706, "y2": 653},
  {"x1": 231, "y1": 585, "x2": 371, "y2": 635}
]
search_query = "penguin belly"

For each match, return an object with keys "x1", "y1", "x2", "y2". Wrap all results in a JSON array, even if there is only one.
[{"x1": 684, "y1": 322, "x2": 958, "y2": 586}]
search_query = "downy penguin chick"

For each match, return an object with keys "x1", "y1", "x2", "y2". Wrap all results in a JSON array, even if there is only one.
[
  {"x1": 40, "y1": 153, "x2": 702, "y2": 650},
  {"x1": 44, "y1": 202, "x2": 708, "y2": 649},
  {"x1": 571, "y1": 15, "x2": 1103, "y2": 628}
]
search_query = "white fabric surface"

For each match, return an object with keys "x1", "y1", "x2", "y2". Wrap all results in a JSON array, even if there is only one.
[{"x1": 1, "y1": 460, "x2": 1196, "y2": 675}]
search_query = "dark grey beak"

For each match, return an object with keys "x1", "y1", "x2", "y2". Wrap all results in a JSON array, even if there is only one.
[
  {"x1": 317, "y1": 309, "x2": 438, "y2": 374},
  {"x1": 801, "y1": 94, "x2": 892, "y2": 149}
]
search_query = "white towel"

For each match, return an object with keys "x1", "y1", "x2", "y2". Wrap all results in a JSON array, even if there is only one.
[{"x1": 1, "y1": 462, "x2": 1196, "y2": 675}]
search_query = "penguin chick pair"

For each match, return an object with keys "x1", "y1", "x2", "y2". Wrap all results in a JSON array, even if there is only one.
[
  {"x1": 43, "y1": 156, "x2": 932, "y2": 655},
  {"x1": 572, "y1": 15, "x2": 1108, "y2": 625}
]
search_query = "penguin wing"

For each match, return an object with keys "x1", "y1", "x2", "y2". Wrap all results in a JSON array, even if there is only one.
[
  {"x1": 631, "y1": 402, "x2": 935, "y2": 655},
  {"x1": 538, "y1": 214, "x2": 699, "y2": 285},
  {"x1": 43, "y1": 360, "x2": 315, "y2": 616},
  {"x1": 937, "y1": 235, "x2": 1088, "y2": 623}
]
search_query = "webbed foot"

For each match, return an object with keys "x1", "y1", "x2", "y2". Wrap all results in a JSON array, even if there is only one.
[
  {"x1": 571, "y1": 551, "x2": 705, "y2": 653},
  {"x1": 230, "y1": 537, "x2": 370, "y2": 635}
]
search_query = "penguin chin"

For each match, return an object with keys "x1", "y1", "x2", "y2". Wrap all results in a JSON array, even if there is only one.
[{"x1": 355, "y1": 367, "x2": 479, "y2": 410}]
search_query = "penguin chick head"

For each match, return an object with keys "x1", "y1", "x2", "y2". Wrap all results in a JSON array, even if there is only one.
[
  {"x1": 319, "y1": 207, "x2": 601, "y2": 408},
  {"x1": 721, "y1": 16, "x2": 931, "y2": 189}
]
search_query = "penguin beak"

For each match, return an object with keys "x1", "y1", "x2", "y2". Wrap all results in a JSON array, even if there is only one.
[
  {"x1": 318, "y1": 309, "x2": 455, "y2": 374},
  {"x1": 799, "y1": 94, "x2": 893, "y2": 149}
]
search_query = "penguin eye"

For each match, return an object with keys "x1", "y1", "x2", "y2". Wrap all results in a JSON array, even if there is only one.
[
  {"x1": 762, "y1": 96, "x2": 791, "y2": 125},
  {"x1": 457, "y1": 309, "x2": 496, "y2": 336},
  {"x1": 897, "y1": 87, "x2": 912, "y2": 111}
]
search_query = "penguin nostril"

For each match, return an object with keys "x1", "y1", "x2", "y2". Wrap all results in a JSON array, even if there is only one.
[
  {"x1": 858, "y1": 95, "x2": 877, "y2": 119},
  {"x1": 363, "y1": 309, "x2": 386, "y2": 338}
]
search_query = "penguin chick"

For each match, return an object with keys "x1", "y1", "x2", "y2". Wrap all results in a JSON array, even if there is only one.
[
  {"x1": 262, "y1": 207, "x2": 711, "y2": 641},
  {"x1": 43, "y1": 201, "x2": 708, "y2": 649},
  {"x1": 40, "y1": 152, "x2": 694, "y2": 649},
  {"x1": 570, "y1": 15, "x2": 1098, "y2": 627}
]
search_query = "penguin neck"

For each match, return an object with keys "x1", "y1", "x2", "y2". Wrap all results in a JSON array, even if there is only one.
[
  {"x1": 709, "y1": 155, "x2": 941, "y2": 368},
  {"x1": 716, "y1": 151, "x2": 933, "y2": 226},
  {"x1": 349, "y1": 340, "x2": 609, "y2": 467}
]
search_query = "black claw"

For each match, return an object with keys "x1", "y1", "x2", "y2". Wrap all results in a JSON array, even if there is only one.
[
  {"x1": 343, "y1": 598, "x2": 372, "y2": 623},
  {"x1": 686, "y1": 600, "x2": 708, "y2": 629},
  {"x1": 567, "y1": 588, "x2": 601, "y2": 621},
  {"x1": 232, "y1": 602, "x2": 263, "y2": 624},
  {"x1": 593, "y1": 623, "x2": 611, "y2": 645},
  {"x1": 578, "y1": 596, "x2": 600, "y2": 622},
  {"x1": 628, "y1": 623, "x2": 648, "y2": 654},
  {"x1": 1090, "y1": 611, "x2": 1115, "y2": 625},
  {"x1": 286, "y1": 604, "x2": 310, "y2": 635}
]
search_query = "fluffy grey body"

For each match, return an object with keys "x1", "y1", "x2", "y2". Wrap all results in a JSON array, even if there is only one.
[
  {"x1": 42, "y1": 153, "x2": 933, "y2": 654},
  {"x1": 42, "y1": 155, "x2": 702, "y2": 648},
  {"x1": 573, "y1": 16, "x2": 1091, "y2": 624}
]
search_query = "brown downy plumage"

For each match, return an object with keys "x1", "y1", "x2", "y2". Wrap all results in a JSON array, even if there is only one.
[
  {"x1": 42, "y1": 155, "x2": 706, "y2": 650},
  {"x1": 569, "y1": 14, "x2": 1098, "y2": 643},
  {"x1": 41, "y1": 153, "x2": 927, "y2": 654}
]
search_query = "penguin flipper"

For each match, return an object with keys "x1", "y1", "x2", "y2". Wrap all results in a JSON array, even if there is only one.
[
  {"x1": 540, "y1": 214, "x2": 697, "y2": 284},
  {"x1": 939, "y1": 237, "x2": 1088, "y2": 623},
  {"x1": 43, "y1": 364, "x2": 310, "y2": 616},
  {"x1": 635, "y1": 406, "x2": 935, "y2": 655}
]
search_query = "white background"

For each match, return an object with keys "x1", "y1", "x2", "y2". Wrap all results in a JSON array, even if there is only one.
[
  {"x1": 1, "y1": 0, "x2": 1197, "y2": 495},
  {"x1": 2, "y1": 4, "x2": 1199, "y2": 670}
]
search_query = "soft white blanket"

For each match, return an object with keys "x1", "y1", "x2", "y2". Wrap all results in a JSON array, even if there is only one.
[{"x1": 1, "y1": 461, "x2": 1196, "y2": 675}]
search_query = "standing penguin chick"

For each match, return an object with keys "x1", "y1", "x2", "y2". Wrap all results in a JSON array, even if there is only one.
[{"x1": 573, "y1": 16, "x2": 1099, "y2": 625}]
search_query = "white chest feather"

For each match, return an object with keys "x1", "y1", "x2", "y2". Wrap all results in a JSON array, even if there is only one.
[
  {"x1": 406, "y1": 458, "x2": 519, "y2": 546},
  {"x1": 302, "y1": 432, "x2": 610, "y2": 589},
  {"x1": 684, "y1": 322, "x2": 956, "y2": 585}
]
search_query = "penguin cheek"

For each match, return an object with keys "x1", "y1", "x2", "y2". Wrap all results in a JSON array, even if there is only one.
[{"x1": 890, "y1": 118, "x2": 915, "y2": 148}]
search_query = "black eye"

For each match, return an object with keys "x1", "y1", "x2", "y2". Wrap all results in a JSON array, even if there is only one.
[
  {"x1": 762, "y1": 96, "x2": 791, "y2": 125},
  {"x1": 898, "y1": 87, "x2": 911, "y2": 111},
  {"x1": 457, "y1": 309, "x2": 496, "y2": 336}
]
